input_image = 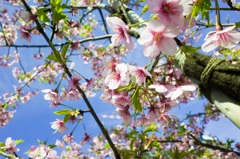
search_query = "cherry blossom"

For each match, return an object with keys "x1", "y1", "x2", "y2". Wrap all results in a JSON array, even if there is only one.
[
  {"x1": 0, "y1": 107, "x2": 15, "y2": 127},
  {"x1": 136, "y1": 114, "x2": 151, "y2": 126},
  {"x1": 117, "y1": 108, "x2": 133, "y2": 125},
  {"x1": 102, "y1": 57, "x2": 117, "y2": 76},
  {"x1": 62, "y1": 89, "x2": 82, "y2": 100},
  {"x1": 148, "y1": 82, "x2": 168, "y2": 93},
  {"x1": 138, "y1": 20, "x2": 179, "y2": 58},
  {"x1": 104, "y1": 63, "x2": 130, "y2": 90},
  {"x1": 147, "y1": 106, "x2": 160, "y2": 121},
  {"x1": 50, "y1": 119, "x2": 68, "y2": 134},
  {"x1": 202, "y1": 25, "x2": 240, "y2": 52},
  {"x1": 106, "y1": 16, "x2": 135, "y2": 50},
  {"x1": 41, "y1": 89, "x2": 62, "y2": 106},
  {"x1": 68, "y1": 74, "x2": 82, "y2": 89},
  {"x1": 101, "y1": 88, "x2": 116, "y2": 102},
  {"x1": 111, "y1": 93, "x2": 131, "y2": 110},
  {"x1": 147, "y1": 0, "x2": 185, "y2": 27},
  {"x1": 20, "y1": 25, "x2": 31, "y2": 42},
  {"x1": 46, "y1": 150, "x2": 59, "y2": 159},
  {"x1": 27, "y1": 145, "x2": 47, "y2": 159},
  {"x1": 165, "y1": 84, "x2": 197, "y2": 100},
  {"x1": 3, "y1": 137, "x2": 19, "y2": 152},
  {"x1": 129, "y1": 66, "x2": 151, "y2": 86},
  {"x1": 63, "y1": 134, "x2": 74, "y2": 143},
  {"x1": 19, "y1": 10, "x2": 33, "y2": 22}
]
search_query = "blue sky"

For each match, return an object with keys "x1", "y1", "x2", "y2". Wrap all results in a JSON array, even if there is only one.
[{"x1": 1, "y1": 0, "x2": 240, "y2": 158}]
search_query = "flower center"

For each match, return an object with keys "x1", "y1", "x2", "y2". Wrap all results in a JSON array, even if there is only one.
[
  {"x1": 163, "y1": 4, "x2": 171, "y2": 14},
  {"x1": 152, "y1": 32, "x2": 163, "y2": 43},
  {"x1": 113, "y1": 72, "x2": 121, "y2": 81}
]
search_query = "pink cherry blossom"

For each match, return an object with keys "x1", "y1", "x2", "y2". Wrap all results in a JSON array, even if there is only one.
[
  {"x1": 136, "y1": 114, "x2": 151, "y2": 126},
  {"x1": 0, "y1": 107, "x2": 15, "y2": 127},
  {"x1": 116, "y1": 108, "x2": 133, "y2": 125},
  {"x1": 62, "y1": 89, "x2": 82, "y2": 100},
  {"x1": 68, "y1": 74, "x2": 82, "y2": 89},
  {"x1": 111, "y1": 94, "x2": 131, "y2": 110},
  {"x1": 148, "y1": 83, "x2": 168, "y2": 93},
  {"x1": 129, "y1": 66, "x2": 151, "y2": 86},
  {"x1": 106, "y1": 16, "x2": 135, "y2": 50},
  {"x1": 41, "y1": 89, "x2": 61, "y2": 106},
  {"x1": 80, "y1": 133, "x2": 92, "y2": 146},
  {"x1": 46, "y1": 149, "x2": 59, "y2": 159},
  {"x1": 147, "y1": 106, "x2": 160, "y2": 121},
  {"x1": 165, "y1": 84, "x2": 197, "y2": 100},
  {"x1": 4, "y1": 137, "x2": 19, "y2": 152},
  {"x1": 27, "y1": 145, "x2": 47, "y2": 159},
  {"x1": 101, "y1": 88, "x2": 117, "y2": 103},
  {"x1": 19, "y1": 10, "x2": 35, "y2": 22},
  {"x1": 202, "y1": 25, "x2": 240, "y2": 52},
  {"x1": 147, "y1": 0, "x2": 185, "y2": 27},
  {"x1": 104, "y1": 63, "x2": 130, "y2": 90},
  {"x1": 20, "y1": 26, "x2": 31, "y2": 42},
  {"x1": 138, "y1": 20, "x2": 179, "y2": 58},
  {"x1": 63, "y1": 134, "x2": 74, "y2": 143},
  {"x1": 51, "y1": 119, "x2": 67, "y2": 134},
  {"x1": 102, "y1": 57, "x2": 117, "y2": 77}
]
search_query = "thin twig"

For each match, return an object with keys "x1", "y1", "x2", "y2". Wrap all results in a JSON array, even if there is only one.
[
  {"x1": 1, "y1": 34, "x2": 113, "y2": 48},
  {"x1": 189, "y1": 134, "x2": 240, "y2": 156}
]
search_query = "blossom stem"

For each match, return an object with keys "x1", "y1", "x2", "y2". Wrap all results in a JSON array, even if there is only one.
[{"x1": 215, "y1": 0, "x2": 222, "y2": 29}]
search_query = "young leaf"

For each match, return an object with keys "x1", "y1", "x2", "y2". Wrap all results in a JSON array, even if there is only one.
[
  {"x1": 54, "y1": 109, "x2": 71, "y2": 115},
  {"x1": 15, "y1": 139, "x2": 24, "y2": 145},
  {"x1": 61, "y1": 43, "x2": 70, "y2": 59},
  {"x1": 36, "y1": 8, "x2": 50, "y2": 22},
  {"x1": 144, "y1": 123, "x2": 157, "y2": 133},
  {"x1": 64, "y1": 114, "x2": 70, "y2": 123},
  {"x1": 131, "y1": 87, "x2": 142, "y2": 112},
  {"x1": 46, "y1": 54, "x2": 61, "y2": 62},
  {"x1": 235, "y1": 22, "x2": 240, "y2": 28}
]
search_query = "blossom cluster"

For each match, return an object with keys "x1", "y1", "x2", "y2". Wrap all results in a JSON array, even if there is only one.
[{"x1": 0, "y1": 0, "x2": 240, "y2": 158}]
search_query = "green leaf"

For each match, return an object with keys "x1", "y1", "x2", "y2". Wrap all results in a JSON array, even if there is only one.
[
  {"x1": 61, "y1": 43, "x2": 70, "y2": 58},
  {"x1": 191, "y1": 0, "x2": 211, "y2": 23},
  {"x1": 149, "y1": 140, "x2": 161, "y2": 148},
  {"x1": 15, "y1": 139, "x2": 24, "y2": 145},
  {"x1": 144, "y1": 123, "x2": 157, "y2": 133},
  {"x1": 37, "y1": 139, "x2": 43, "y2": 145},
  {"x1": 235, "y1": 22, "x2": 240, "y2": 28},
  {"x1": 105, "y1": 143, "x2": 110, "y2": 149},
  {"x1": 180, "y1": 45, "x2": 200, "y2": 54},
  {"x1": 0, "y1": 142, "x2": 5, "y2": 147},
  {"x1": 48, "y1": 144, "x2": 56, "y2": 149},
  {"x1": 54, "y1": 109, "x2": 71, "y2": 115},
  {"x1": 18, "y1": 74, "x2": 26, "y2": 80},
  {"x1": 46, "y1": 54, "x2": 61, "y2": 62},
  {"x1": 64, "y1": 114, "x2": 70, "y2": 123},
  {"x1": 234, "y1": 2, "x2": 240, "y2": 9},
  {"x1": 36, "y1": 8, "x2": 50, "y2": 22},
  {"x1": 131, "y1": 87, "x2": 142, "y2": 112},
  {"x1": 50, "y1": 0, "x2": 67, "y2": 24},
  {"x1": 178, "y1": 124, "x2": 187, "y2": 136},
  {"x1": 2, "y1": 103, "x2": 8, "y2": 109}
]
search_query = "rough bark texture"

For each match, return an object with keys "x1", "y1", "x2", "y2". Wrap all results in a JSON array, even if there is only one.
[{"x1": 176, "y1": 52, "x2": 240, "y2": 100}]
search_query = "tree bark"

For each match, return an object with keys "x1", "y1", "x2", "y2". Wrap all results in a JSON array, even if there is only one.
[{"x1": 175, "y1": 52, "x2": 240, "y2": 101}]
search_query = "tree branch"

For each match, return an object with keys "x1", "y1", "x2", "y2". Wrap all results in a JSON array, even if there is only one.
[
  {"x1": 189, "y1": 134, "x2": 240, "y2": 156},
  {"x1": 1, "y1": 34, "x2": 113, "y2": 48},
  {"x1": 20, "y1": 1, "x2": 120, "y2": 158}
]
